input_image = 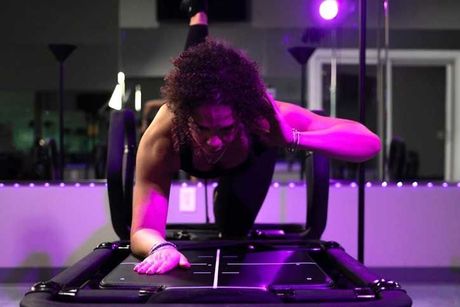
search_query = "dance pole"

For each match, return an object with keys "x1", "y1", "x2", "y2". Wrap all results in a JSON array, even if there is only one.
[
  {"x1": 49, "y1": 44, "x2": 76, "y2": 180},
  {"x1": 357, "y1": 0, "x2": 367, "y2": 264}
]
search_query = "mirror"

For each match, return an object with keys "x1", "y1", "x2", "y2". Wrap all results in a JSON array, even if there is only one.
[{"x1": 1, "y1": 0, "x2": 458, "y2": 182}]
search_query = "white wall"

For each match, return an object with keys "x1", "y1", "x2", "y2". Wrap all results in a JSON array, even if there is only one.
[{"x1": 1, "y1": 181, "x2": 459, "y2": 268}]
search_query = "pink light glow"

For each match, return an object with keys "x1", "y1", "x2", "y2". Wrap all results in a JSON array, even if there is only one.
[{"x1": 319, "y1": 0, "x2": 339, "y2": 20}]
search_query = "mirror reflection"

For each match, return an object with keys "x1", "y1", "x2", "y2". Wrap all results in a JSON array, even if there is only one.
[{"x1": 1, "y1": 0, "x2": 458, "y2": 182}]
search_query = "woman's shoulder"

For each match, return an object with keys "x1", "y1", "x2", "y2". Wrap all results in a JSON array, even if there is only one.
[
  {"x1": 138, "y1": 104, "x2": 178, "y2": 165},
  {"x1": 142, "y1": 104, "x2": 174, "y2": 140}
]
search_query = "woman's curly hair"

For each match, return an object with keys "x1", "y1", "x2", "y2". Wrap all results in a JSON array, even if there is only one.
[{"x1": 161, "y1": 39, "x2": 275, "y2": 151}]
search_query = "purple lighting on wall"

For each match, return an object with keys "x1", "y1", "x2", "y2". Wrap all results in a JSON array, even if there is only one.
[
  {"x1": 319, "y1": 0, "x2": 339, "y2": 20},
  {"x1": 1, "y1": 181, "x2": 459, "y2": 189}
]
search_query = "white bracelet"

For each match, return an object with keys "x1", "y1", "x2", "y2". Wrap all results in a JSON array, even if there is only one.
[
  {"x1": 148, "y1": 241, "x2": 177, "y2": 256},
  {"x1": 287, "y1": 128, "x2": 300, "y2": 153}
]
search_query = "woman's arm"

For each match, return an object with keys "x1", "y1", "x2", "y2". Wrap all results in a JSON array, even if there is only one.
[
  {"x1": 130, "y1": 105, "x2": 190, "y2": 275},
  {"x1": 268, "y1": 96, "x2": 381, "y2": 163},
  {"x1": 130, "y1": 105, "x2": 179, "y2": 257}
]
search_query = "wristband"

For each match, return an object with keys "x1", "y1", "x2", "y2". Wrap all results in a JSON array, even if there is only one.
[
  {"x1": 148, "y1": 241, "x2": 177, "y2": 256},
  {"x1": 287, "y1": 128, "x2": 300, "y2": 153}
]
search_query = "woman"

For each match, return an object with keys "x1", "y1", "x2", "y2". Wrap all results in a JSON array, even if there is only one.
[{"x1": 131, "y1": 4, "x2": 381, "y2": 275}]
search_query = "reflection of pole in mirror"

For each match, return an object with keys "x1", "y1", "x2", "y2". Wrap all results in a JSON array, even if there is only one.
[{"x1": 179, "y1": 186, "x2": 197, "y2": 212}]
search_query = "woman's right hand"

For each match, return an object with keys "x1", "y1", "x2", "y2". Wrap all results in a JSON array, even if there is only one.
[{"x1": 134, "y1": 246, "x2": 191, "y2": 275}]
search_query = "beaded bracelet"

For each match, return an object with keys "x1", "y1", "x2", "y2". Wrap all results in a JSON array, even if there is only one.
[
  {"x1": 148, "y1": 241, "x2": 177, "y2": 256},
  {"x1": 287, "y1": 128, "x2": 300, "y2": 153}
]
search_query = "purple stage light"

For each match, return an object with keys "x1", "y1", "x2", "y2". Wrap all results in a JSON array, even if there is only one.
[{"x1": 319, "y1": 0, "x2": 339, "y2": 20}]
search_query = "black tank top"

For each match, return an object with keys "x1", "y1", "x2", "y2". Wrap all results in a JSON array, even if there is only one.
[{"x1": 179, "y1": 135, "x2": 268, "y2": 178}]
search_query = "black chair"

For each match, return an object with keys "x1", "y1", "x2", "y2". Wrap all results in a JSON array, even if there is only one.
[
  {"x1": 106, "y1": 109, "x2": 137, "y2": 241},
  {"x1": 388, "y1": 137, "x2": 407, "y2": 181}
]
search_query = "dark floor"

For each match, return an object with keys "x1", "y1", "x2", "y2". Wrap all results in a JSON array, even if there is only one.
[{"x1": 3, "y1": 281, "x2": 460, "y2": 306}]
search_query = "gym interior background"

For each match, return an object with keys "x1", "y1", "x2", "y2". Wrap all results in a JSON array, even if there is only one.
[{"x1": 1, "y1": 1, "x2": 460, "y2": 306}]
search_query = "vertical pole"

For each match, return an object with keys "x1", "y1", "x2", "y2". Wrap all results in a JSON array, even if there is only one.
[
  {"x1": 59, "y1": 62, "x2": 65, "y2": 180},
  {"x1": 300, "y1": 63, "x2": 306, "y2": 180},
  {"x1": 330, "y1": 29, "x2": 337, "y2": 118},
  {"x1": 300, "y1": 63, "x2": 306, "y2": 109},
  {"x1": 358, "y1": 0, "x2": 367, "y2": 264},
  {"x1": 383, "y1": 0, "x2": 390, "y2": 181}
]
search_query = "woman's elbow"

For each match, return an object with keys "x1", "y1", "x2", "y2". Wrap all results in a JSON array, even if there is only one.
[{"x1": 356, "y1": 133, "x2": 381, "y2": 163}]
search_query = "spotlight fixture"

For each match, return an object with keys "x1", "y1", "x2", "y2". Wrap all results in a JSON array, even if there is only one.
[{"x1": 319, "y1": 0, "x2": 339, "y2": 20}]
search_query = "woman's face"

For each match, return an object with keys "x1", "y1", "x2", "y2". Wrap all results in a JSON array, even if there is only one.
[{"x1": 188, "y1": 104, "x2": 240, "y2": 155}]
